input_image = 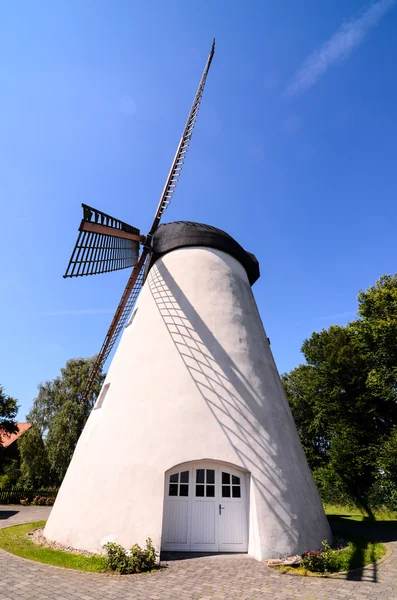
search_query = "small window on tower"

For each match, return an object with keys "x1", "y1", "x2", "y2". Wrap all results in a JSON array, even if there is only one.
[
  {"x1": 126, "y1": 307, "x2": 138, "y2": 328},
  {"x1": 94, "y1": 383, "x2": 110, "y2": 410}
]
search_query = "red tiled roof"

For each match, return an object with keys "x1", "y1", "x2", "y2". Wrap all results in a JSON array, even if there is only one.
[{"x1": 0, "y1": 423, "x2": 32, "y2": 448}]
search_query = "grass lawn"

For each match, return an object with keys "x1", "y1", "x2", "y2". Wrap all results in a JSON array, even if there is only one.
[
  {"x1": 324, "y1": 503, "x2": 397, "y2": 544},
  {"x1": 272, "y1": 532, "x2": 386, "y2": 576},
  {"x1": 272, "y1": 504, "x2": 395, "y2": 576},
  {"x1": 0, "y1": 521, "x2": 108, "y2": 572},
  {"x1": 324, "y1": 503, "x2": 397, "y2": 522}
]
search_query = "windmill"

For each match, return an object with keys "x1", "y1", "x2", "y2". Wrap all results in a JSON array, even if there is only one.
[{"x1": 45, "y1": 40, "x2": 331, "y2": 561}]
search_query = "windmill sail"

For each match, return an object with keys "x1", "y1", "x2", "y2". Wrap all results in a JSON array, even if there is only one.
[
  {"x1": 64, "y1": 204, "x2": 143, "y2": 278},
  {"x1": 82, "y1": 39, "x2": 215, "y2": 399},
  {"x1": 84, "y1": 249, "x2": 149, "y2": 396},
  {"x1": 149, "y1": 39, "x2": 215, "y2": 235}
]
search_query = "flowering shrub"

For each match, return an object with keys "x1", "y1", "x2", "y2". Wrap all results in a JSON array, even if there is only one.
[
  {"x1": 32, "y1": 496, "x2": 48, "y2": 506},
  {"x1": 19, "y1": 495, "x2": 55, "y2": 506},
  {"x1": 301, "y1": 540, "x2": 337, "y2": 573},
  {"x1": 103, "y1": 538, "x2": 157, "y2": 574}
]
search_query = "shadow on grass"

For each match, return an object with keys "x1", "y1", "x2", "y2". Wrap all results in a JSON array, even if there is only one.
[
  {"x1": 329, "y1": 515, "x2": 397, "y2": 543},
  {"x1": 343, "y1": 534, "x2": 378, "y2": 583},
  {"x1": 328, "y1": 515, "x2": 396, "y2": 583}
]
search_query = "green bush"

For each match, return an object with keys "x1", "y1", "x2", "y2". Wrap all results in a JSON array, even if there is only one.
[
  {"x1": 301, "y1": 540, "x2": 337, "y2": 573},
  {"x1": 103, "y1": 538, "x2": 157, "y2": 574},
  {"x1": 368, "y1": 478, "x2": 397, "y2": 511},
  {"x1": 103, "y1": 542, "x2": 131, "y2": 574},
  {"x1": 0, "y1": 475, "x2": 13, "y2": 489}
]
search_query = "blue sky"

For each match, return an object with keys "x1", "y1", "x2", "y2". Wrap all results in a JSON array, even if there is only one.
[{"x1": 1, "y1": 0, "x2": 397, "y2": 418}]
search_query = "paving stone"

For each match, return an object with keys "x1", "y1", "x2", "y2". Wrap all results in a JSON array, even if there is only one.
[{"x1": 1, "y1": 504, "x2": 397, "y2": 599}]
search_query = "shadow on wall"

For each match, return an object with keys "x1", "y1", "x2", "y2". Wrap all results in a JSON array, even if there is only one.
[{"x1": 148, "y1": 258, "x2": 312, "y2": 557}]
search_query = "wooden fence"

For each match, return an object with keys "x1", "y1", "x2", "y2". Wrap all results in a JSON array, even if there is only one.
[{"x1": 0, "y1": 488, "x2": 58, "y2": 504}]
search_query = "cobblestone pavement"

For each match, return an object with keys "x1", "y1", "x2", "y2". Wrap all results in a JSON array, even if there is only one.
[{"x1": 1, "y1": 505, "x2": 397, "y2": 599}]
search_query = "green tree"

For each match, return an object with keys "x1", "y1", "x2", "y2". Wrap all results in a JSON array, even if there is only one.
[
  {"x1": 23, "y1": 356, "x2": 104, "y2": 486},
  {"x1": 18, "y1": 425, "x2": 50, "y2": 488},
  {"x1": 0, "y1": 386, "x2": 18, "y2": 478},
  {"x1": 377, "y1": 426, "x2": 397, "y2": 485},
  {"x1": 283, "y1": 274, "x2": 397, "y2": 509},
  {"x1": 0, "y1": 385, "x2": 18, "y2": 442},
  {"x1": 368, "y1": 425, "x2": 397, "y2": 510}
]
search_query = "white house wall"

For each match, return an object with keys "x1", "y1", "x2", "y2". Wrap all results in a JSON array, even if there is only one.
[{"x1": 44, "y1": 247, "x2": 331, "y2": 560}]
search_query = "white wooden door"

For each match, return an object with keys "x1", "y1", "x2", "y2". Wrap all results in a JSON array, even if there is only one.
[
  {"x1": 190, "y1": 466, "x2": 217, "y2": 551},
  {"x1": 217, "y1": 469, "x2": 248, "y2": 552},
  {"x1": 161, "y1": 468, "x2": 191, "y2": 550},
  {"x1": 162, "y1": 462, "x2": 248, "y2": 553}
]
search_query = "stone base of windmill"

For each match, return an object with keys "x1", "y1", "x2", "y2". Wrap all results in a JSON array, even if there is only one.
[
  {"x1": 45, "y1": 238, "x2": 331, "y2": 561},
  {"x1": 265, "y1": 555, "x2": 302, "y2": 566},
  {"x1": 28, "y1": 527, "x2": 95, "y2": 557}
]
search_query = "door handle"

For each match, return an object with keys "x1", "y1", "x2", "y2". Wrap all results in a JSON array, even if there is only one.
[{"x1": 219, "y1": 504, "x2": 224, "y2": 515}]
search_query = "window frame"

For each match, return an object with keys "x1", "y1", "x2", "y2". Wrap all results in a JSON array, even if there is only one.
[
  {"x1": 94, "y1": 383, "x2": 111, "y2": 410},
  {"x1": 168, "y1": 470, "x2": 190, "y2": 497}
]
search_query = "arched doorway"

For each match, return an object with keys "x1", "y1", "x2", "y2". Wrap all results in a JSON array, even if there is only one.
[{"x1": 162, "y1": 460, "x2": 248, "y2": 552}]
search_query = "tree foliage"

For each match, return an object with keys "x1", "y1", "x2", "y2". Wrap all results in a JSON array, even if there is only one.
[
  {"x1": 0, "y1": 385, "x2": 18, "y2": 480},
  {"x1": 20, "y1": 356, "x2": 105, "y2": 486},
  {"x1": 18, "y1": 425, "x2": 50, "y2": 488},
  {"x1": 283, "y1": 274, "x2": 397, "y2": 509},
  {"x1": 0, "y1": 386, "x2": 18, "y2": 442}
]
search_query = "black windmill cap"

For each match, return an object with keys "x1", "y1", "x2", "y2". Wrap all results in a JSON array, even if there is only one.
[{"x1": 150, "y1": 221, "x2": 260, "y2": 285}]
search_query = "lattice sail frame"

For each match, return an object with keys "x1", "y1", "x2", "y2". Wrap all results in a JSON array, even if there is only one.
[
  {"x1": 149, "y1": 39, "x2": 215, "y2": 235},
  {"x1": 64, "y1": 204, "x2": 142, "y2": 278},
  {"x1": 84, "y1": 249, "x2": 150, "y2": 396}
]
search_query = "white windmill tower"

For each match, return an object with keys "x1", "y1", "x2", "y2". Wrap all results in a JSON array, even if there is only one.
[{"x1": 45, "y1": 41, "x2": 331, "y2": 561}]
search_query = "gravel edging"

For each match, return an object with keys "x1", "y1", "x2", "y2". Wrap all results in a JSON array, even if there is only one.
[{"x1": 27, "y1": 527, "x2": 96, "y2": 557}]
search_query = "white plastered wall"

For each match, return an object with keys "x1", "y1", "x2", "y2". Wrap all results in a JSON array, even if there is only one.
[{"x1": 45, "y1": 247, "x2": 331, "y2": 560}]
